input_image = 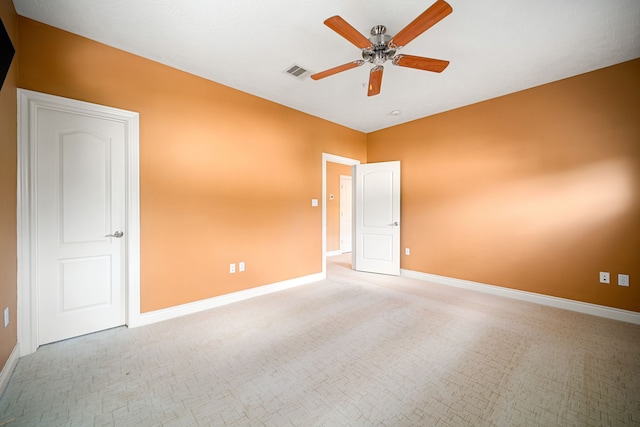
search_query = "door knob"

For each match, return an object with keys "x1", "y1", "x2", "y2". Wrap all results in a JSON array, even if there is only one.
[{"x1": 105, "y1": 231, "x2": 124, "y2": 238}]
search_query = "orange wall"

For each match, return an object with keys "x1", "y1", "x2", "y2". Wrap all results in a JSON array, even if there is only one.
[
  {"x1": 368, "y1": 59, "x2": 640, "y2": 312},
  {"x1": 0, "y1": 0, "x2": 17, "y2": 376},
  {"x1": 326, "y1": 162, "x2": 352, "y2": 252},
  {"x1": 17, "y1": 18, "x2": 367, "y2": 313}
]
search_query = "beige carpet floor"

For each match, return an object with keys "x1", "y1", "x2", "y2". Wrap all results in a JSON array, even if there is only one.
[{"x1": 1, "y1": 254, "x2": 639, "y2": 426}]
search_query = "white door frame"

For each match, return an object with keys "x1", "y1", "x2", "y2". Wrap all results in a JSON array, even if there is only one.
[
  {"x1": 322, "y1": 153, "x2": 359, "y2": 276},
  {"x1": 17, "y1": 89, "x2": 141, "y2": 356}
]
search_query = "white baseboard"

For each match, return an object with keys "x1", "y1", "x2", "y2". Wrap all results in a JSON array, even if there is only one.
[
  {"x1": 326, "y1": 250, "x2": 342, "y2": 257},
  {"x1": 0, "y1": 342, "x2": 20, "y2": 400},
  {"x1": 402, "y1": 269, "x2": 640, "y2": 325},
  {"x1": 133, "y1": 273, "x2": 325, "y2": 327}
]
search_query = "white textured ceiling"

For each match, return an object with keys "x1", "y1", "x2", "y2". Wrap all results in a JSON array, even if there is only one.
[{"x1": 12, "y1": 0, "x2": 640, "y2": 132}]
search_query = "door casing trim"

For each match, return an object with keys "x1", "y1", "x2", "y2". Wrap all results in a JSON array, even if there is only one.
[{"x1": 17, "y1": 89, "x2": 141, "y2": 355}]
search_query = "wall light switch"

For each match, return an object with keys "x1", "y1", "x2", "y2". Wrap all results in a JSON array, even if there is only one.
[
  {"x1": 600, "y1": 272, "x2": 610, "y2": 284},
  {"x1": 3, "y1": 307, "x2": 8, "y2": 328},
  {"x1": 405, "y1": 248, "x2": 410, "y2": 255},
  {"x1": 239, "y1": 262, "x2": 245, "y2": 272},
  {"x1": 311, "y1": 199, "x2": 318, "y2": 207}
]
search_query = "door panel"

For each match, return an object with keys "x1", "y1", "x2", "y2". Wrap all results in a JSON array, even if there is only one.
[
  {"x1": 354, "y1": 161, "x2": 401, "y2": 275},
  {"x1": 61, "y1": 256, "x2": 112, "y2": 311},
  {"x1": 61, "y1": 132, "x2": 110, "y2": 243},
  {"x1": 362, "y1": 234, "x2": 393, "y2": 260},
  {"x1": 362, "y1": 170, "x2": 394, "y2": 227},
  {"x1": 37, "y1": 108, "x2": 125, "y2": 345}
]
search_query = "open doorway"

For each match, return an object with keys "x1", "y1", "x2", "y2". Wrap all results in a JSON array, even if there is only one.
[
  {"x1": 326, "y1": 162, "x2": 353, "y2": 257},
  {"x1": 322, "y1": 153, "x2": 359, "y2": 277}
]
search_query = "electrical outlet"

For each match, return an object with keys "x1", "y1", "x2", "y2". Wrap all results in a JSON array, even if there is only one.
[
  {"x1": 239, "y1": 261, "x2": 245, "y2": 272},
  {"x1": 600, "y1": 272, "x2": 610, "y2": 284},
  {"x1": 618, "y1": 274, "x2": 629, "y2": 287},
  {"x1": 405, "y1": 248, "x2": 410, "y2": 255},
  {"x1": 3, "y1": 307, "x2": 8, "y2": 328},
  {"x1": 230, "y1": 263, "x2": 236, "y2": 274}
]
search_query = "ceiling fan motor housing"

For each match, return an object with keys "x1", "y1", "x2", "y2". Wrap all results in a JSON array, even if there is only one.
[{"x1": 363, "y1": 25, "x2": 396, "y2": 65}]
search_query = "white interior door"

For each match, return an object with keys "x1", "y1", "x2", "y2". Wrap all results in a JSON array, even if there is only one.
[
  {"x1": 36, "y1": 107, "x2": 126, "y2": 345},
  {"x1": 340, "y1": 175, "x2": 353, "y2": 253},
  {"x1": 354, "y1": 161, "x2": 401, "y2": 275}
]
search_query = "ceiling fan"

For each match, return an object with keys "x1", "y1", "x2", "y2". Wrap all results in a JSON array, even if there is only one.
[{"x1": 311, "y1": 0, "x2": 453, "y2": 96}]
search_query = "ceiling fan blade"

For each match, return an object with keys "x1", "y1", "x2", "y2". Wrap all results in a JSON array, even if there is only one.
[
  {"x1": 324, "y1": 16, "x2": 374, "y2": 50},
  {"x1": 392, "y1": 54, "x2": 450, "y2": 72},
  {"x1": 390, "y1": 0, "x2": 453, "y2": 48},
  {"x1": 367, "y1": 66, "x2": 383, "y2": 96},
  {"x1": 310, "y1": 60, "x2": 365, "y2": 80}
]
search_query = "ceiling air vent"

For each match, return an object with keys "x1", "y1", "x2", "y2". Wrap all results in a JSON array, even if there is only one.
[{"x1": 283, "y1": 64, "x2": 312, "y2": 80}]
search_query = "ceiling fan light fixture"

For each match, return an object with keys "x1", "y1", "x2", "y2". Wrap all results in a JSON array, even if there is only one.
[
  {"x1": 314, "y1": 0, "x2": 453, "y2": 96},
  {"x1": 374, "y1": 51, "x2": 387, "y2": 65}
]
